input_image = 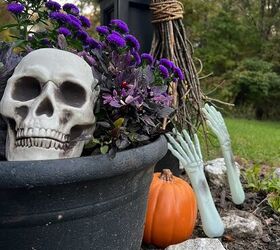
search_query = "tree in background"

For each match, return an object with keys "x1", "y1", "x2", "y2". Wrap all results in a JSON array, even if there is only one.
[{"x1": 181, "y1": 0, "x2": 280, "y2": 119}]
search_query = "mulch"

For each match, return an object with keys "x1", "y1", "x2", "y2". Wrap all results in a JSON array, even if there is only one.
[{"x1": 142, "y1": 168, "x2": 280, "y2": 250}]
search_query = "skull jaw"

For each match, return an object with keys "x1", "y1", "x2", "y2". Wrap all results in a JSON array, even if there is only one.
[{"x1": 5, "y1": 127, "x2": 85, "y2": 161}]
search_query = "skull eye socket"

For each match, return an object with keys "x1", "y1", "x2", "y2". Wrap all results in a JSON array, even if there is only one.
[
  {"x1": 12, "y1": 77, "x2": 41, "y2": 101},
  {"x1": 59, "y1": 81, "x2": 86, "y2": 107}
]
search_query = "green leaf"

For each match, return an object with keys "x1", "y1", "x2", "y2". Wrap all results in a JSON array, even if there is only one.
[
  {"x1": 100, "y1": 145, "x2": 109, "y2": 154},
  {"x1": 0, "y1": 24, "x2": 18, "y2": 33},
  {"x1": 114, "y1": 118, "x2": 124, "y2": 128}
]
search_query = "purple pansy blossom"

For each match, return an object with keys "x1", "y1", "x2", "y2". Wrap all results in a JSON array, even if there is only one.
[
  {"x1": 96, "y1": 25, "x2": 109, "y2": 35},
  {"x1": 58, "y1": 27, "x2": 71, "y2": 37},
  {"x1": 110, "y1": 19, "x2": 129, "y2": 33},
  {"x1": 7, "y1": 2, "x2": 24, "y2": 15},
  {"x1": 79, "y1": 15, "x2": 91, "y2": 28},
  {"x1": 141, "y1": 53, "x2": 153, "y2": 65},
  {"x1": 63, "y1": 3, "x2": 79, "y2": 16},
  {"x1": 45, "y1": 0, "x2": 61, "y2": 11},
  {"x1": 160, "y1": 58, "x2": 174, "y2": 69},
  {"x1": 125, "y1": 35, "x2": 140, "y2": 51},
  {"x1": 174, "y1": 66, "x2": 184, "y2": 80},
  {"x1": 107, "y1": 33, "x2": 126, "y2": 48},
  {"x1": 159, "y1": 65, "x2": 169, "y2": 78}
]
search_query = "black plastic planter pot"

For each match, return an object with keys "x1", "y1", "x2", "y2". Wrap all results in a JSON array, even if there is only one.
[{"x1": 0, "y1": 136, "x2": 167, "y2": 250}]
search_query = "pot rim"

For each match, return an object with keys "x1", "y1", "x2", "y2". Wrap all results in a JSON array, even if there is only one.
[{"x1": 0, "y1": 135, "x2": 167, "y2": 188}]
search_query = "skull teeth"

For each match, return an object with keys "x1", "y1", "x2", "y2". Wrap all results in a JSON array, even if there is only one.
[
  {"x1": 15, "y1": 138, "x2": 68, "y2": 150},
  {"x1": 16, "y1": 128, "x2": 69, "y2": 143}
]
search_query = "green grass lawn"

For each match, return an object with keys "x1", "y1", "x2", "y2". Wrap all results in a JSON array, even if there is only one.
[{"x1": 201, "y1": 118, "x2": 280, "y2": 167}]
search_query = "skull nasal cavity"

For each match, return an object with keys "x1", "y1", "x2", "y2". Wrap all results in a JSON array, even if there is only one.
[{"x1": 36, "y1": 98, "x2": 54, "y2": 117}]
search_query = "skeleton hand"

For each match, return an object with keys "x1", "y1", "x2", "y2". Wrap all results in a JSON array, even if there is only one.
[
  {"x1": 166, "y1": 130, "x2": 224, "y2": 238},
  {"x1": 202, "y1": 104, "x2": 245, "y2": 205},
  {"x1": 202, "y1": 104, "x2": 230, "y2": 148}
]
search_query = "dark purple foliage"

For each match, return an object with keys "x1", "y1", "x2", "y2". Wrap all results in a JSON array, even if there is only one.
[
  {"x1": 125, "y1": 35, "x2": 140, "y2": 51},
  {"x1": 96, "y1": 25, "x2": 110, "y2": 35},
  {"x1": 110, "y1": 19, "x2": 129, "y2": 33},
  {"x1": 45, "y1": 0, "x2": 61, "y2": 11},
  {"x1": 141, "y1": 53, "x2": 153, "y2": 65},
  {"x1": 63, "y1": 3, "x2": 79, "y2": 16},
  {"x1": 79, "y1": 15, "x2": 91, "y2": 28},
  {"x1": 7, "y1": 2, "x2": 24, "y2": 15},
  {"x1": 58, "y1": 27, "x2": 71, "y2": 37},
  {"x1": 159, "y1": 65, "x2": 169, "y2": 78}
]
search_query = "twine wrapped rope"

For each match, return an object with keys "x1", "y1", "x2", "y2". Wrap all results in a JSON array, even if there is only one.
[
  {"x1": 150, "y1": 0, "x2": 206, "y2": 134},
  {"x1": 150, "y1": 0, "x2": 184, "y2": 23}
]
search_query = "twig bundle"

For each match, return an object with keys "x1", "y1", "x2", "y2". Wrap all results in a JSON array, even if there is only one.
[{"x1": 150, "y1": 0, "x2": 205, "y2": 133}]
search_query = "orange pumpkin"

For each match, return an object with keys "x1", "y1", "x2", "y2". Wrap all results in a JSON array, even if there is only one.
[{"x1": 143, "y1": 169, "x2": 197, "y2": 248}]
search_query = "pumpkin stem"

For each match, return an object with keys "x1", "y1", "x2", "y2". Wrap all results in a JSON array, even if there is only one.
[{"x1": 159, "y1": 169, "x2": 173, "y2": 182}]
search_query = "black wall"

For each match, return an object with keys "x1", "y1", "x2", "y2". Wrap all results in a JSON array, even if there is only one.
[{"x1": 99, "y1": 0, "x2": 154, "y2": 53}]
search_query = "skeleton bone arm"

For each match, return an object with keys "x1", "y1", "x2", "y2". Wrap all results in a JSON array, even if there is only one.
[
  {"x1": 202, "y1": 104, "x2": 245, "y2": 205},
  {"x1": 167, "y1": 132, "x2": 224, "y2": 238}
]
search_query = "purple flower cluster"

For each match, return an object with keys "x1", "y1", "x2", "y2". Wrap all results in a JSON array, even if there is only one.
[
  {"x1": 141, "y1": 53, "x2": 153, "y2": 65},
  {"x1": 159, "y1": 65, "x2": 169, "y2": 78},
  {"x1": 174, "y1": 67, "x2": 184, "y2": 80},
  {"x1": 45, "y1": 0, "x2": 61, "y2": 11},
  {"x1": 96, "y1": 26, "x2": 110, "y2": 35},
  {"x1": 58, "y1": 27, "x2": 71, "y2": 37},
  {"x1": 7, "y1": 2, "x2": 24, "y2": 15},
  {"x1": 107, "y1": 33, "x2": 126, "y2": 48},
  {"x1": 160, "y1": 58, "x2": 174, "y2": 69},
  {"x1": 63, "y1": 3, "x2": 79, "y2": 16},
  {"x1": 110, "y1": 19, "x2": 129, "y2": 34},
  {"x1": 125, "y1": 35, "x2": 140, "y2": 51},
  {"x1": 80, "y1": 16, "x2": 91, "y2": 28}
]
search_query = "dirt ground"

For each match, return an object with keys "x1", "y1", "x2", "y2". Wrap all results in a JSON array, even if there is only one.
[{"x1": 142, "y1": 171, "x2": 280, "y2": 250}]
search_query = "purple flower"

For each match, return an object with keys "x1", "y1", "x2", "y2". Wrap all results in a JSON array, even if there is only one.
[
  {"x1": 131, "y1": 50, "x2": 141, "y2": 65},
  {"x1": 49, "y1": 12, "x2": 70, "y2": 24},
  {"x1": 96, "y1": 25, "x2": 110, "y2": 35},
  {"x1": 68, "y1": 14, "x2": 82, "y2": 29},
  {"x1": 58, "y1": 27, "x2": 71, "y2": 37},
  {"x1": 110, "y1": 19, "x2": 129, "y2": 34},
  {"x1": 41, "y1": 38, "x2": 51, "y2": 46},
  {"x1": 7, "y1": 3, "x2": 24, "y2": 15},
  {"x1": 141, "y1": 53, "x2": 153, "y2": 65},
  {"x1": 45, "y1": 0, "x2": 61, "y2": 11},
  {"x1": 107, "y1": 33, "x2": 126, "y2": 48},
  {"x1": 86, "y1": 37, "x2": 101, "y2": 49},
  {"x1": 76, "y1": 30, "x2": 88, "y2": 43},
  {"x1": 80, "y1": 15, "x2": 91, "y2": 28},
  {"x1": 174, "y1": 66, "x2": 184, "y2": 80},
  {"x1": 159, "y1": 65, "x2": 169, "y2": 78},
  {"x1": 125, "y1": 34, "x2": 140, "y2": 51},
  {"x1": 160, "y1": 58, "x2": 174, "y2": 69},
  {"x1": 63, "y1": 3, "x2": 79, "y2": 16}
]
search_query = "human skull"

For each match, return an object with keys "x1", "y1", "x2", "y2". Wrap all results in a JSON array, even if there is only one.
[{"x1": 0, "y1": 48, "x2": 99, "y2": 161}]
